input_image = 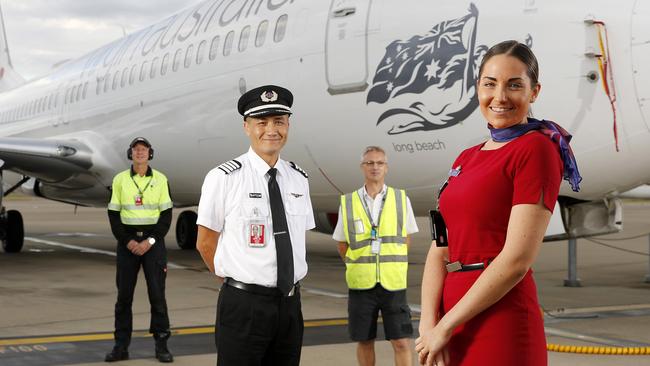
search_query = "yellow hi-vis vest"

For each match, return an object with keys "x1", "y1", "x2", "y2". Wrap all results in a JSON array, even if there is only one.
[
  {"x1": 341, "y1": 187, "x2": 408, "y2": 290},
  {"x1": 108, "y1": 168, "x2": 173, "y2": 225}
]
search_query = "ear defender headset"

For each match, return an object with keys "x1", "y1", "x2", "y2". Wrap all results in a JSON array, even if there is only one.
[{"x1": 127, "y1": 137, "x2": 154, "y2": 160}]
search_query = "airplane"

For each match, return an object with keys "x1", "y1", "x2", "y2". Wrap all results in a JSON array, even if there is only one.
[{"x1": 1, "y1": 0, "x2": 649, "y2": 254}]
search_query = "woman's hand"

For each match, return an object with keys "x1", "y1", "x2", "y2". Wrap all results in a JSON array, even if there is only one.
[{"x1": 415, "y1": 322, "x2": 452, "y2": 366}]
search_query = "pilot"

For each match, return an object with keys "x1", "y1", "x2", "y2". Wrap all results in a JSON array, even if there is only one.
[
  {"x1": 196, "y1": 84, "x2": 315, "y2": 366},
  {"x1": 332, "y1": 146, "x2": 419, "y2": 366},
  {"x1": 105, "y1": 137, "x2": 174, "y2": 363}
]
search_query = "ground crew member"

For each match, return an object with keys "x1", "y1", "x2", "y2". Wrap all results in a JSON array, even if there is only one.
[
  {"x1": 196, "y1": 85, "x2": 315, "y2": 366},
  {"x1": 332, "y1": 146, "x2": 419, "y2": 366},
  {"x1": 105, "y1": 137, "x2": 174, "y2": 363}
]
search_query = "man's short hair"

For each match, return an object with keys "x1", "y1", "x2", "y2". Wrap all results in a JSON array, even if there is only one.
[{"x1": 361, "y1": 146, "x2": 387, "y2": 162}]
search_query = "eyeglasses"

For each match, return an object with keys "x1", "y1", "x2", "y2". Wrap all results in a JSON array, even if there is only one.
[{"x1": 361, "y1": 161, "x2": 387, "y2": 167}]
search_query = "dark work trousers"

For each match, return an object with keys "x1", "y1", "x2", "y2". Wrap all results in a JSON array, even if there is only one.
[
  {"x1": 215, "y1": 284, "x2": 304, "y2": 366},
  {"x1": 114, "y1": 239, "x2": 170, "y2": 348}
]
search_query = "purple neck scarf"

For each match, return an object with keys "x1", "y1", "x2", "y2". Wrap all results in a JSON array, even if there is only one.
[{"x1": 489, "y1": 118, "x2": 582, "y2": 192}]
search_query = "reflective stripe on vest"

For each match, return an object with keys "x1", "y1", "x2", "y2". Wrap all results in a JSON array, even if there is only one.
[
  {"x1": 108, "y1": 169, "x2": 172, "y2": 226},
  {"x1": 341, "y1": 187, "x2": 408, "y2": 290}
]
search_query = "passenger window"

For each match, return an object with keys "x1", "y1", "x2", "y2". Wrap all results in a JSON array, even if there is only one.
[
  {"x1": 150, "y1": 57, "x2": 159, "y2": 79},
  {"x1": 197, "y1": 40, "x2": 206, "y2": 65},
  {"x1": 209, "y1": 36, "x2": 220, "y2": 61},
  {"x1": 274, "y1": 14, "x2": 288, "y2": 42},
  {"x1": 161, "y1": 53, "x2": 170, "y2": 75},
  {"x1": 129, "y1": 65, "x2": 137, "y2": 85},
  {"x1": 239, "y1": 26, "x2": 251, "y2": 52},
  {"x1": 121, "y1": 67, "x2": 128, "y2": 87},
  {"x1": 173, "y1": 48, "x2": 182, "y2": 72},
  {"x1": 255, "y1": 21, "x2": 269, "y2": 47},
  {"x1": 184, "y1": 44, "x2": 194, "y2": 68},
  {"x1": 112, "y1": 70, "x2": 120, "y2": 90},
  {"x1": 140, "y1": 61, "x2": 148, "y2": 82},
  {"x1": 223, "y1": 31, "x2": 234, "y2": 56},
  {"x1": 104, "y1": 73, "x2": 111, "y2": 93}
]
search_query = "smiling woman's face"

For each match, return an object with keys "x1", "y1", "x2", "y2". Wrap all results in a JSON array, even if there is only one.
[{"x1": 477, "y1": 54, "x2": 541, "y2": 129}]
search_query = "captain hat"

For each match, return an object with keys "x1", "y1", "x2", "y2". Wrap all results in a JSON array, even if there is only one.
[{"x1": 237, "y1": 85, "x2": 293, "y2": 118}]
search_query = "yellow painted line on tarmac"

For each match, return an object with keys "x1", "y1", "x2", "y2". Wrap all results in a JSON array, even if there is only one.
[{"x1": 0, "y1": 318, "x2": 357, "y2": 346}]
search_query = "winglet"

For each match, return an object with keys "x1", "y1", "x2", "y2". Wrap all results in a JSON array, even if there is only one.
[{"x1": 0, "y1": 1, "x2": 25, "y2": 93}]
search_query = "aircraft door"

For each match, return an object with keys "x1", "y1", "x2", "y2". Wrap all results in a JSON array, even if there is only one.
[
  {"x1": 632, "y1": 1, "x2": 650, "y2": 130},
  {"x1": 325, "y1": 0, "x2": 371, "y2": 95}
]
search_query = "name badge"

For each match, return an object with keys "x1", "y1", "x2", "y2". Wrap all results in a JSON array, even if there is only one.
[
  {"x1": 134, "y1": 194, "x2": 143, "y2": 206},
  {"x1": 371, "y1": 239, "x2": 381, "y2": 254}
]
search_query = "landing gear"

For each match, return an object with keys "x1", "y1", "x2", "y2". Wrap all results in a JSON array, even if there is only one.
[
  {"x1": 175, "y1": 210, "x2": 197, "y2": 250},
  {"x1": 1, "y1": 209, "x2": 24, "y2": 253},
  {"x1": 1, "y1": 173, "x2": 28, "y2": 253}
]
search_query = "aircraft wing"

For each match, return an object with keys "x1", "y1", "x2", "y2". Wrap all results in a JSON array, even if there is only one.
[{"x1": 0, "y1": 137, "x2": 93, "y2": 183}]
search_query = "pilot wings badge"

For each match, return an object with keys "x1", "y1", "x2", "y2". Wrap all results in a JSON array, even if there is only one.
[{"x1": 367, "y1": 4, "x2": 487, "y2": 135}]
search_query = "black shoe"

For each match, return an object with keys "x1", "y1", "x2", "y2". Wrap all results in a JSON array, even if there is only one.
[
  {"x1": 104, "y1": 347, "x2": 129, "y2": 362},
  {"x1": 155, "y1": 339, "x2": 173, "y2": 363}
]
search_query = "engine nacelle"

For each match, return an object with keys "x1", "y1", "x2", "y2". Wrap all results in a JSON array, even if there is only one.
[{"x1": 312, "y1": 211, "x2": 339, "y2": 235}]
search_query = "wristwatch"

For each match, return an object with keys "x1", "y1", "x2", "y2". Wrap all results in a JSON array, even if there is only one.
[{"x1": 147, "y1": 237, "x2": 156, "y2": 246}]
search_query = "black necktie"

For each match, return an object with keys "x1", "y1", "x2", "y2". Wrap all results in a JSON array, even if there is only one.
[{"x1": 267, "y1": 168, "x2": 294, "y2": 296}]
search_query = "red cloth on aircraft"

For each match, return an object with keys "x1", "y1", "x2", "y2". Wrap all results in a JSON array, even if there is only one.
[{"x1": 438, "y1": 131, "x2": 562, "y2": 365}]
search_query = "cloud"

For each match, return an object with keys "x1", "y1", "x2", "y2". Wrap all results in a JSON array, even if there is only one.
[{"x1": 2, "y1": 0, "x2": 192, "y2": 79}]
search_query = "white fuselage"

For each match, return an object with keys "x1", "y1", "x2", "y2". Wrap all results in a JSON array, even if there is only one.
[{"x1": 1, "y1": 0, "x2": 650, "y2": 216}]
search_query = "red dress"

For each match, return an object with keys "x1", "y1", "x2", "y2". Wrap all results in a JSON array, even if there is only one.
[{"x1": 438, "y1": 132, "x2": 562, "y2": 366}]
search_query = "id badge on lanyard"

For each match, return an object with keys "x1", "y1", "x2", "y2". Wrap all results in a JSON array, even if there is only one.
[
  {"x1": 246, "y1": 207, "x2": 266, "y2": 248},
  {"x1": 370, "y1": 226, "x2": 381, "y2": 254},
  {"x1": 134, "y1": 194, "x2": 143, "y2": 206}
]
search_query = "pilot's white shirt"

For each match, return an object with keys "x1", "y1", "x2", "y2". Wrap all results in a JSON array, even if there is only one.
[
  {"x1": 197, "y1": 147, "x2": 315, "y2": 287},
  {"x1": 332, "y1": 184, "x2": 418, "y2": 242}
]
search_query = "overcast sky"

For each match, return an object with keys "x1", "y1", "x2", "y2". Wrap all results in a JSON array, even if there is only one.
[{"x1": 2, "y1": 0, "x2": 194, "y2": 80}]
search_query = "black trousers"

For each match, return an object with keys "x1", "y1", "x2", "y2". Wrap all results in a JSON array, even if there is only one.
[
  {"x1": 215, "y1": 283, "x2": 303, "y2": 366},
  {"x1": 114, "y1": 239, "x2": 170, "y2": 348}
]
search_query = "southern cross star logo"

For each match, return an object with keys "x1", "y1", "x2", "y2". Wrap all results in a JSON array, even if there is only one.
[{"x1": 366, "y1": 3, "x2": 489, "y2": 135}]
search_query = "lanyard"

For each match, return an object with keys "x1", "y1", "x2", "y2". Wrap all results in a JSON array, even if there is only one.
[
  {"x1": 130, "y1": 173, "x2": 153, "y2": 196},
  {"x1": 358, "y1": 189, "x2": 387, "y2": 228}
]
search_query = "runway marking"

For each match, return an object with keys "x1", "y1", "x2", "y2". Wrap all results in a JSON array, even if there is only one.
[
  {"x1": 0, "y1": 319, "x2": 352, "y2": 346},
  {"x1": 301, "y1": 287, "x2": 422, "y2": 313},
  {"x1": 545, "y1": 327, "x2": 650, "y2": 347},
  {"x1": 24, "y1": 237, "x2": 187, "y2": 269}
]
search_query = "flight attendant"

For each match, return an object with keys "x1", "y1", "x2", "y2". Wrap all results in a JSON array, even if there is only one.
[
  {"x1": 196, "y1": 85, "x2": 315, "y2": 365},
  {"x1": 415, "y1": 40, "x2": 582, "y2": 366}
]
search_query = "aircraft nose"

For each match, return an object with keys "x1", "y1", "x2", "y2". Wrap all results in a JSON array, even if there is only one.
[{"x1": 631, "y1": 2, "x2": 650, "y2": 130}]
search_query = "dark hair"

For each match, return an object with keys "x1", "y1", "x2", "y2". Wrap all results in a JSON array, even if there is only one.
[{"x1": 478, "y1": 40, "x2": 539, "y2": 87}]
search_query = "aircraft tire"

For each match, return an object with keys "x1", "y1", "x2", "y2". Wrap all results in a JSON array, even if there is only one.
[
  {"x1": 176, "y1": 210, "x2": 197, "y2": 250},
  {"x1": 3, "y1": 210, "x2": 24, "y2": 253}
]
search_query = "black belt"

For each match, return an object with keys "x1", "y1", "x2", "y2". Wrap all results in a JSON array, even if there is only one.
[
  {"x1": 224, "y1": 278, "x2": 299, "y2": 297},
  {"x1": 446, "y1": 261, "x2": 486, "y2": 272}
]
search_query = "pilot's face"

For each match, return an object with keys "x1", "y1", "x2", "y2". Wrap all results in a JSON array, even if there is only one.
[
  {"x1": 477, "y1": 54, "x2": 540, "y2": 129},
  {"x1": 361, "y1": 150, "x2": 388, "y2": 183},
  {"x1": 131, "y1": 143, "x2": 150, "y2": 164},
  {"x1": 244, "y1": 114, "x2": 289, "y2": 157}
]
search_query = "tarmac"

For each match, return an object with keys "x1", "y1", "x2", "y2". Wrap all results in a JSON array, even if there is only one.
[{"x1": 1, "y1": 194, "x2": 650, "y2": 365}]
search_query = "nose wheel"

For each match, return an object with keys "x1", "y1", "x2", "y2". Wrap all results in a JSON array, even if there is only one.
[{"x1": 175, "y1": 210, "x2": 197, "y2": 250}]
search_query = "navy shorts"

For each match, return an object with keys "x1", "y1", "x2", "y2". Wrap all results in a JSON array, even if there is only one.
[{"x1": 348, "y1": 284, "x2": 413, "y2": 342}]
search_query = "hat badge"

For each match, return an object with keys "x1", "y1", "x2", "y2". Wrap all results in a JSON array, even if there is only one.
[{"x1": 260, "y1": 90, "x2": 278, "y2": 103}]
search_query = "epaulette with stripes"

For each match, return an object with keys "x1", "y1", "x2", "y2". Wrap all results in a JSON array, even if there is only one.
[
  {"x1": 290, "y1": 161, "x2": 308, "y2": 178},
  {"x1": 217, "y1": 159, "x2": 242, "y2": 175}
]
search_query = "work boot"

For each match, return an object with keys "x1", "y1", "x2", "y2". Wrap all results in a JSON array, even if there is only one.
[
  {"x1": 155, "y1": 337, "x2": 173, "y2": 363},
  {"x1": 104, "y1": 346, "x2": 129, "y2": 362}
]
